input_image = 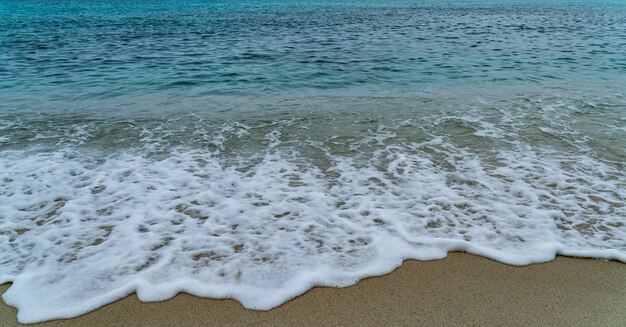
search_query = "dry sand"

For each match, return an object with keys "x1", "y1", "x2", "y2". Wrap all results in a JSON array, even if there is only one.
[{"x1": 2, "y1": 253, "x2": 625, "y2": 326}]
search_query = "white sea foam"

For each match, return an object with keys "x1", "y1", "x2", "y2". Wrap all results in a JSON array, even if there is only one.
[{"x1": 1, "y1": 96, "x2": 625, "y2": 323}]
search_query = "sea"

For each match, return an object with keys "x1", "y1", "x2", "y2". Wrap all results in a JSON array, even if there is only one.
[{"x1": 1, "y1": 0, "x2": 625, "y2": 323}]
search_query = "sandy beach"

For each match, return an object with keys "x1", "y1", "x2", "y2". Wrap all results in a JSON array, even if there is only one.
[
  {"x1": 2, "y1": 253, "x2": 624, "y2": 326},
  {"x1": 3, "y1": 1, "x2": 626, "y2": 326}
]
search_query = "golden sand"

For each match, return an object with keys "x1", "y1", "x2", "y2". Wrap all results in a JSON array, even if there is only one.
[{"x1": 2, "y1": 253, "x2": 625, "y2": 326}]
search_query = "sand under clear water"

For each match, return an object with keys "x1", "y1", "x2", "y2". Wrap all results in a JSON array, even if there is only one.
[{"x1": 1, "y1": 0, "x2": 625, "y2": 323}]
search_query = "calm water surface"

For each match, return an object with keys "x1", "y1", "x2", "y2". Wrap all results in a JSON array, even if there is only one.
[{"x1": 1, "y1": 0, "x2": 625, "y2": 323}]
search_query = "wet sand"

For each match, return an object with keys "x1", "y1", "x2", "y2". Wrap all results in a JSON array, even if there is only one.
[{"x1": 2, "y1": 253, "x2": 625, "y2": 326}]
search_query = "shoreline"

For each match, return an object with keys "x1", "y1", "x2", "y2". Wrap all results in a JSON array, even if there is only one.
[{"x1": 2, "y1": 253, "x2": 625, "y2": 326}]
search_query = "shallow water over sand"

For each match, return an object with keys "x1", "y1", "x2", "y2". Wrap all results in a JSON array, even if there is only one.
[{"x1": 1, "y1": 0, "x2": 625, "y2": 323}]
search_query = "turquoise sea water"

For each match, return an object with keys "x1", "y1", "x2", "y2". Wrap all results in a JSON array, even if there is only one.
[
  {"x1": 2, "y1": 0, "x2": 625, "y2": 105},
  {"x1": 1, "y1": 0, "x2": 625, "y2": 323}
]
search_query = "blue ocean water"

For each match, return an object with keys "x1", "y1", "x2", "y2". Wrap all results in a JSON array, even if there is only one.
[
  {"x1": 1, "y1": 0, "x2": 625, "y2": 103},
  {"x1": 1, "y1": 0, "x2": 625, "y2": 323}
]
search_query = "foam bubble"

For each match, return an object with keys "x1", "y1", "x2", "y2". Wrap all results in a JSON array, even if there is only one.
[{"x1": 1, "y1": 95, "x2": 625, "y2": 323}]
